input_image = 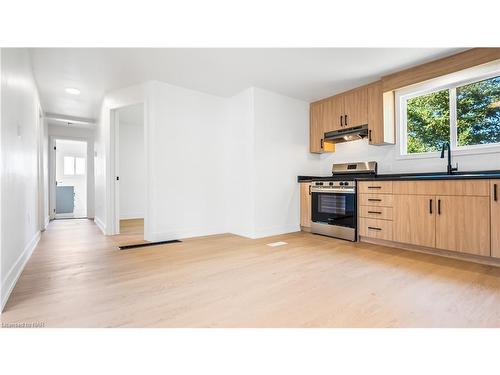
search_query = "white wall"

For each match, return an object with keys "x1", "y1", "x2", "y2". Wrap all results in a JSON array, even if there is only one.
[
  {"x1": 319, "y1": 139, "x2": 500, "y2": 175},
  {"x1": 98, "y1": 83, "x2": 319, "y2": 241},
  {"x1": 147, "y1": 81, "x2": 228, "y2": 241},
  {"x1": 48, "y1": 124, "x2": 95, "y2": 218},
  {"x1": 253, "y1": 88, "x2": 320, "y2": 237},
  {"x1": 225, "y1": 88, "x2": 256, "y2": 237},
  {"x1": 94, "y1": 84, "x2": 145, "y2": 235},
  {"x1": 118, "y1": 107, "x2": 145, "y2": 220},
  {"x1": 1, "y1": 48, "x2": 43, "y2": 310}
]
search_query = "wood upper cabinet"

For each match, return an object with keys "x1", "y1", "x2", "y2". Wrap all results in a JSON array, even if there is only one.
[
  {"x1": 300, "y1": 182, "x2": 312, "y2": 228},
  {"x1": 310, "y1": 101, "x2": 335, "y2": 154},
  {"x1": 367, "y1": 81, "x2": 395, "y2": 145},
  {"x1": 393, "y1": 195, "x2": 436, "y2": 248},
  {"x1": 310, "y1": 81, "x2": 395, "y2": 152},
  {"x1": 310, "y1": 102, "x2": 324, "y2": 153},
  {"x1": 435, "y1": 195, "x2": 490, "y2": 256},
  {"x1": 491, "y1": 181, "x2": 500, "y2": 258},
  {"x1": 325, "y1": 96, "x2": 344, "y2": 132},
  {"x1": 343, "y1": 86, "x2": 368, "y2": 129}
]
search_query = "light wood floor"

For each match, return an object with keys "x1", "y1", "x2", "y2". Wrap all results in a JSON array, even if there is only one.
[
  {"x1": 2, "y1": 219, "x2": 500, "y2": 327},
  {"x1": 115, "y1": 218, "x2": 147, "y2": 247}
]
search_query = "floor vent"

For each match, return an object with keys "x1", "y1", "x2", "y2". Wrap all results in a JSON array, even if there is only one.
[
  {"x1": 266, "y1": 241, "x2": 288, "y2": 247},
  {"x1": 118, "y1": 240, "x2": 182, "y2": 250}
]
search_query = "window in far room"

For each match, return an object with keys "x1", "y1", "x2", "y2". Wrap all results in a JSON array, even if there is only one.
[{"x1": 63, "y1": 156, "x2": 86, "y2": 176}]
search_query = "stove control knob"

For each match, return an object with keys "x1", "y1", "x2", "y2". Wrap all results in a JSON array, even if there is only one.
[
  {"x1": 339, "y1": 181, "x2": 345, "y2": 186},
  {"x1": 329, "y1": 182, "x2": 334, "y2": 186}
]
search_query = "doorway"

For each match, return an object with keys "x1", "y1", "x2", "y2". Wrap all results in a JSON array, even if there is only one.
[
  {"x1": 114, "y1": 103, "x2": 145, "y2": 239},
  {"x1": 53, "y1": 139, "x2": 88, "y2": 219}
]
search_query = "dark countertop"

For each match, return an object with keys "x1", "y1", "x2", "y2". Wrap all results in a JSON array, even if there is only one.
[{"x1": 298, "y1": 170, "x2": 500, "y2": 183}]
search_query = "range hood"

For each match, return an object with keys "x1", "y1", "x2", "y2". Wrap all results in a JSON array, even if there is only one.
[{"x1": 324, "y1": 124, "x2": 368, "y2": 144}]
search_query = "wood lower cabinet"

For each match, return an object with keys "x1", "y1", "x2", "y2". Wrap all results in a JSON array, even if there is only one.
[
  {"x1": 491, "y1": 181, "x2": 500, "y2": 258},
  {"x1": 300, "y1": 182, "x2": 312, "y2": 229},
  {"x1": 358, "y1": 179, "x2": 498, "y2": 264},
  {"x1": 435, "y1": 195, "x2": 490, "y2": 256},
  {"x1": 359, "y1": 218, "x2": 392, "y2": 241},
  {"x1": 393, "y1": 195, "x2": 436, "y2": 248}
]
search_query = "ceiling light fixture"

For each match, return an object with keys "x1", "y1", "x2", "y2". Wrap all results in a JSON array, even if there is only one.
[{"x1": 65, "y1": 87, "x2": 81, "y2": 95}]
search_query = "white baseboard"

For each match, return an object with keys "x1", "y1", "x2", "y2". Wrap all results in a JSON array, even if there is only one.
[
  {"x1": 251, "y1": 224, "x2": 300, "y2": 239},
  {"x1": 149, "y1": 226, "x2": 226, "y2": 242},
  {"x1": 150, "y1": 224, "x2": 300, "y2": 242},
  {"x1": 44, "y1": 215, "x2": 50, "y2": 229},
  {"x1": 120, "y1": 213, "x2": 144, "y2": 220},
  {"x1": 1, "y1": 231, "x2": 41, "y2": 312},
  {"x1": 94, "y1": 216, "x2": 106, "y2": 235}
]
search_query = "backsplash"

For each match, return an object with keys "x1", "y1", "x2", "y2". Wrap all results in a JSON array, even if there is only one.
[{"x1": 319, "y1": 139, "x2": 500, "y2": 175}]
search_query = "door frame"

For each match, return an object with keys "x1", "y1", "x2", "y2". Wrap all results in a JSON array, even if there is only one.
[
  {"x1": 49, "y1": 135, "x2": 89, "y2": 220},
  {"x1": 109, "y1": 102, "x2": 148, "y2": 238}
]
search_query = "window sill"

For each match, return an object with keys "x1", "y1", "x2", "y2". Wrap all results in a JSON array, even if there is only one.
[{"x1": 396, "y1": 145, "x2": 500, "y2": 160}]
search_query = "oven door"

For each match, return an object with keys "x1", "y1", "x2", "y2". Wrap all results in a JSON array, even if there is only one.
[{"x1": 311, "y1": 190, "x2": 355, "y2": 228}]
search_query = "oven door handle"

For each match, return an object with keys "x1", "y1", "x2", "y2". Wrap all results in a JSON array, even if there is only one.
[{"x1": 311, "y1": 189, "x2": 355, "y2": 194}]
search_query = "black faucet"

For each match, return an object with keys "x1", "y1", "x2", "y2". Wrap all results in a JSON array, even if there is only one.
[{"x1": 440, "y1": 142, "x2": 458, "y2": 175}]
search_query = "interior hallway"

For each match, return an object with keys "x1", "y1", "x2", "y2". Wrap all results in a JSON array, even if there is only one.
[{"x1": 2, "y1": 219, "x2": 500, "y2": 328}]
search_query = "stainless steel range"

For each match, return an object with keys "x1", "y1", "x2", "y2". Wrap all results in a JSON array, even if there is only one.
[{"x1": 311, "y1": 161, "x2": 377, "y2": 241}]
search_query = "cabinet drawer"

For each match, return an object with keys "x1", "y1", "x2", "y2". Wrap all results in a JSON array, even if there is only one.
[
  {"x1": 358, "y1": 181, "x2": 393, "y2": 194},
  {"x1": 358, "y1": 193, "x2": 393, "y2": 207},
  {"x1": 359, "y1": 218, "x2": 393, "y2": 241},
  {"x1": 359, "y1": 205, "x2": 393, "y2": 220}
]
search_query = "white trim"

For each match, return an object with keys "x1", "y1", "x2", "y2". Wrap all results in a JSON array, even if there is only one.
[
  {"x1": 396, "y1": 60, "x2": 500, "y2": 158},
  {"x1": 120, "y1": 213, "x2": 145, "y2": 220},
  {"x1": 109, "y1": 102, "x2": 147, "y2": 239},
  {"x1": 252, "y1": 224, "x2": 301, "y2": 239},
  {"x1": 149, "y1": 227, "x2": 226, "y2": 242},
  {"x1": 94, "y1": 216, "x2": 106, "y2": 234},
  {"x1": 1, "y1": 231, "x2": 41, "y2": 312}
]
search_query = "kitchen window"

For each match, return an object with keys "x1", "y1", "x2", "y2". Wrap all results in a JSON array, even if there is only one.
[{"x1": 396, "y1": 62, "x2": 500, "y2": 157}]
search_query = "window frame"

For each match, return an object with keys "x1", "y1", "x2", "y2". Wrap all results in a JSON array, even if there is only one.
[
  {"x1": 396, "y1": 61, "x2": 500, "y2": 159},
  {"x1": 63, "y1": 155, "x2": 86, "y2": 176}
]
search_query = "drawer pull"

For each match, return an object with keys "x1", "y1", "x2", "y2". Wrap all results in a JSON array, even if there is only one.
[
  {"x1": 367, "y1": 186, "x2": 382, "y2": 189},
  {"x1": 367, "y1": 211, "x2": 382, "y2": 214},
  {"x1": 367, "y1": 226, "x2": 382, "y2": 231},
  {"x1": 367, "y1": 198, "x2": 382, "y2": 202}
]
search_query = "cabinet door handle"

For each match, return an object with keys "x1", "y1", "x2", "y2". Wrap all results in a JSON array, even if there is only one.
[
  {"x1": 368, "y1": 198, "x2": 381, "y2": 202},
  {"x1": 438, "y1": 199, "x2": 441, "y2": 215},
  {"x1": 367, "y1": 186, "x2": 382, "y2": 189},
  {"x1": 429, "y1": 199, "x2": 432, "y2": 214},
  {"x1": 367, "y1": 211, "x2": 382, "y2": 214},
  {"x1": 308, "y1": 185, "x2": 311, "y2": 195},
  {"x1": 369, "y1": 129, "x2": 372, "y2": 142},
  {"x1": 340, "y1": 115, "x2": 343, "y2": 127},
  {"x1": 344, "y1": 114, "x2": 348, "y2": 126},
  {"x1": 494, "y1": 184, "x2": 498, "y2": 201},
  {"x1": 320, "y1": 139, "x2": 324, "y2": 149},
  {"x1": 367, "y1": 226, "x2": 381, "y2": 231}
]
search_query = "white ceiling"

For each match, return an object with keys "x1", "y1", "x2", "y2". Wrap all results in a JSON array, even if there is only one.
[{"x1": 30, "y1": 48, "x2": 464, "y2": 120}]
